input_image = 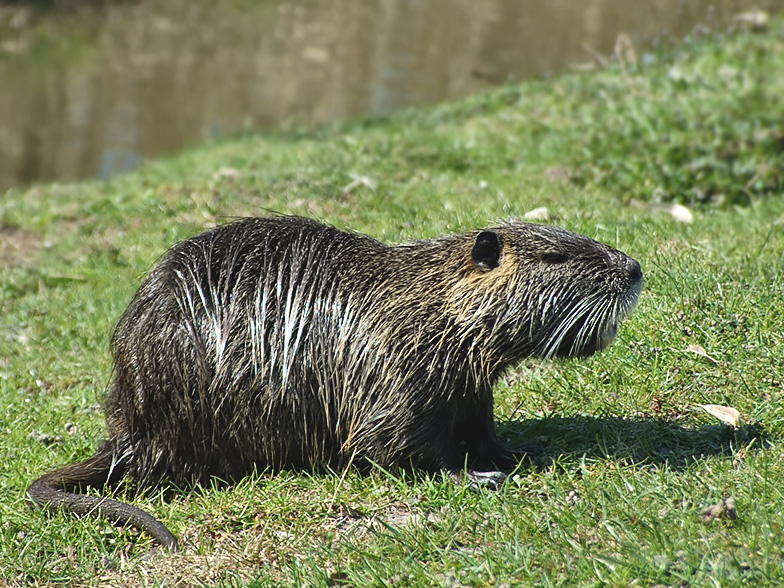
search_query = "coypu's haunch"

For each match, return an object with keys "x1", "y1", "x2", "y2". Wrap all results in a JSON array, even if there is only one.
[{"x1": 28, "y1": 215, "x2": 643, "y2": 550}]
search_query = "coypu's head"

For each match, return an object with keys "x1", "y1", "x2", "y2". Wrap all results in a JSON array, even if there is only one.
[{"x1": 458, "y1": 221, "x2": 642, "y2": 360}]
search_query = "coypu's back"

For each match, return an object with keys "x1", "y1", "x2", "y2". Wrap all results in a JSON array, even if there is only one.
[{"x1": 29, "y1": 215, "x2": 642, "y2": 549}]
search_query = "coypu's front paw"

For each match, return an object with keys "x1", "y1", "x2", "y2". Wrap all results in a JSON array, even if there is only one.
[{"x1": 451, "y1": 469, "x2": 508, "y2": 491}]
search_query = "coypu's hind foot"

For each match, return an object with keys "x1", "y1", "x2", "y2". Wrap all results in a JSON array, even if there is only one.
[
  {"x1": 450, "y1": 437, "x2": 546, "y2": 490},
  {"x1": 27, "y1": 442, "x2": 179, "y2": 551}
]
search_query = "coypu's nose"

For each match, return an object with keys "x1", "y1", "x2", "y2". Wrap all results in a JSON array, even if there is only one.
[{"x1": 626, "y1": 258, "x2": 643, "y2": 285}]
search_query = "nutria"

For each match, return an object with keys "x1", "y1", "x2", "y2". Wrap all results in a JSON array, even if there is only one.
[{"x1": 28, "y1": 215, "x2": 642, "y2": 551}]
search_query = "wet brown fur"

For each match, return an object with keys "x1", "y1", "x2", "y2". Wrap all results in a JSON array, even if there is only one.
[{"x1": 28, "y1": 215, "x2": 643, "y2": 550}]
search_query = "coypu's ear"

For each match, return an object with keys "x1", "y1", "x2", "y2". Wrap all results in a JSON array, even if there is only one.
[{"x1": 471, "y1": 231, "x2": 502, "y2": 270}]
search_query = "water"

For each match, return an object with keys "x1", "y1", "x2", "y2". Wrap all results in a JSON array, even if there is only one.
[{"x1": 0, "y1": 0, "x2": 780, "y2": 190}]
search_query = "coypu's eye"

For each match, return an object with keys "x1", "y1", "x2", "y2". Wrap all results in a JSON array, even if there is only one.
[
  {"x1": 471, "y1": 230, "x2": 502, "y2": 270},
  {"x1": 540, "y1": 252, "x2": 569, "y2": 265}
]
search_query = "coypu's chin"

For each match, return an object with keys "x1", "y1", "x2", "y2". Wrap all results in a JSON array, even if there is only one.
[
  {"x1": 547, "y1": 292, "x2": 638, "y2": 359},
  {"x1": 553, "y1": 323, "x2": 618, "y2": 358},
  {"x1": 596, "y1": 322, "x2": 619, "y2": 352}
]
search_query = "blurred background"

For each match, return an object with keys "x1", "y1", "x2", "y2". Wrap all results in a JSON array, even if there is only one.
[{"x1": 1, "y1": 0, "x2": 782, "y2": 192}]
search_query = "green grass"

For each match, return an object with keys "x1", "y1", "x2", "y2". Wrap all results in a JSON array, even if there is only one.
[{"x1": 2, "y1": 16, "x2": 784, "y2": 588}]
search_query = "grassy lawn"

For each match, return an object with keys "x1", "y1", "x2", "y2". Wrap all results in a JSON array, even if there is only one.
[{"x1": 2, "y1": 16, "x2": 784, "y2": 588}]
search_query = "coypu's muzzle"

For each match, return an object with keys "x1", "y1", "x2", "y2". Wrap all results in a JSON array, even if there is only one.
[{"x1": 546, "y1": 255, "x2": 643, "y2": 359}]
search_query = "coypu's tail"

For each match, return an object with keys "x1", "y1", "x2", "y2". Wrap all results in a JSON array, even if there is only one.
[{"x1": 26, "y1": 441, "x2": 179, "y2": 551}]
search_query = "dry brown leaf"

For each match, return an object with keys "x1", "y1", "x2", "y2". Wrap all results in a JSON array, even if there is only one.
[
  {"x1": 687, "y1": 343, "x2": 707, "y2": 355},
  {"x1": 700, "y1": 496, "x2": 737, "y2": 522},
  {"x1": 685, "y1": 343, "x2": 718, "y2": 364},
  {"x1": 700, "y1": 404, "x2": 741, "y2": 428},
  {"x1": 343, "y1": 174, "x2": 377, "y2": 194},
  {"x1": 669, "y1": 204, "x2": 694, "y2": 224},
  {"x1": 213, "y1": 167, "x2": 242, "y2": 179},
  {"x1": 523, "y1": 207, "x2": 550, "y2": 221},
  {"x1": 650, "y1": 202, "x2": 694, "y2": 224}
]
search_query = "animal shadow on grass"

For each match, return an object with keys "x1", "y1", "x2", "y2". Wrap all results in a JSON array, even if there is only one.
[{"x1": 499, "y1": 414, "x2": 768, "y2": 472}]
